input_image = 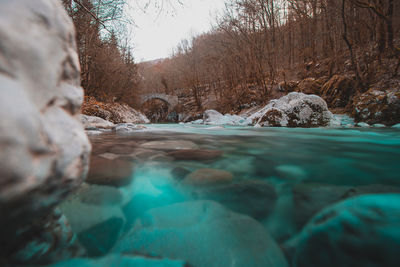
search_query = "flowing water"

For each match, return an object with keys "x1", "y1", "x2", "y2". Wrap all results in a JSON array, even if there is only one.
[{"x1": 60, "y1": 124, "x2": 400, "y2": 266}]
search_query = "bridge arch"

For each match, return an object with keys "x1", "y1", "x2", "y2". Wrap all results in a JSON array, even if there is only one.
[{"x1": 139, "y1": 93, "x2": 179, "y2": 110}]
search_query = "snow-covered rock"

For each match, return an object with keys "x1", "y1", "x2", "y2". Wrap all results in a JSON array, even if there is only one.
[
  {"x1": 0, "y1": 0, "x2": 90, "y2": 262},
  {"x1": 80, "y1": 115, "x2": 114, "y2": 129},
  {"x1": 203, "y1": 110, "x2": 247, "y2": 126},
  {"x1": 248, "y1": 92, "x2": 334, "y2": 127}
]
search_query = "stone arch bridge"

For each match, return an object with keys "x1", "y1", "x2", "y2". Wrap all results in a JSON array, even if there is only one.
[{"x1": 139, "y1": 93, "x2": 179, "y2": 110}]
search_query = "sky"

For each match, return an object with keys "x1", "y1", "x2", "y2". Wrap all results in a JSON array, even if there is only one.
[{"x1": 129, "y1": 0, "x2": 227, "y2": 62}]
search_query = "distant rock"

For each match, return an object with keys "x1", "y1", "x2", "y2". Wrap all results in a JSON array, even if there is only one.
[
  {"x1": 352, "y1": 88, "x2": 400, "y2": 126},
  {"x1": 285, "y1": 194, "x2": 400, "y2": 267},
  {"x1": 248, "y1": 92, "x2": 334, "y2": 127},
  {"x1": 80, "y1": 115, "x2": 114, "y2": 129},
  {"x1": 44, "y1": 254, "x2": 186, "y2": 267},
  {"x1": 114, "y1": 201, "x2": 289, "y2": 267},
  {"x1": 393, "y1": 123, "x2": 400, "y2": 128},
  {"x1": 82, "y1": 96, "x2": 150, "y2": 124},
  {"x1": 321, "y1": 75, "x2": 355, "y2": 108},
  {"x1": 356, "y1": 122, "x2": 370, "y2": 127},
  {"x1": 203, "y1": 110, "x2": 247, "y2": 125},
  {"x1": 167, "y1": 149, "x2": 223, "y2": 161},
  {"x1": 297, "y1": 77, "x2": 326, "y2": 95},
  {"x1": 0, "y1": 0, "x2": 91, "y2": 262},
  {"x1": 183, "y1": 168, "x2": 234, "y2": 186}
]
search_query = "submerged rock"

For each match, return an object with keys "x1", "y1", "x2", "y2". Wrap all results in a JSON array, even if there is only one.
[
  {"x1": 60, "y1": 198, "x2": 125, "y2": 257},
  {"x1": 352, "y1": 88, "x2": 400, "y2": 126},
  {"x1": 140, "y1": 140, "x2": 198, "y2": 150},
  {"x1": 44, "y1": 254, "x2": 186, "y2": 267},
  {"x1": 0, "y1": 0, "x2": 91, "y2": 262},
  {"x1": 189, "y1": 180, "x2": 277, "y2": 219},
  {"x1": 167, "y1": 149, "x2": 223, "y2": 161},
  {"x1": 114, "y1": 201, "x2": 289, "y2": 267},
  {"x1": 248, "y1": 92, "x2": 334, "y2": 127},
  {"x1": 292, "y1": 183, "x2": 400, "y2": 230},
  {"x1": 285, "y1": 194, "x2": 400, "y2": 267},
  {"x1": 183, "y1": 169, "x2": 234, "y2": 186},
  {"x1": 86, "y1": 157, "x2": 134, "y2": 187}
]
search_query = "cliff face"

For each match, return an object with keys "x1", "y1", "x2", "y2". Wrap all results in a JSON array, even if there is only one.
[{"x1": 0, "y1": 0, "x2": 91, "y2": 263}]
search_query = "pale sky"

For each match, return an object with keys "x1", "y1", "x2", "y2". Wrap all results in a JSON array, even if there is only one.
[{"x1": 129, "y1": 0, "x2": 226, "y2": 62}]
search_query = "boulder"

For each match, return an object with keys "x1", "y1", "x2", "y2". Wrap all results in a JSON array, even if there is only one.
[
  {"x1": 285, "y1": 194, "x2": 400, "y2": 267},
  {"x1": 248, "y1": 92, "x2": 334, "y2": 127},
  {"x1": 86, "y1": 157, "x2": 135, "y2": 187},
  {"x1": 352, "y1": 88, "x2": 400, "y2": 126},
  {"x1": 0, "y1": 0, "x2": 91, "y2": 261},
  {"x1": 44, "y1": 254, "x2": 186, "y2": 267},
  {"x1": 80, "y1": 115, "x2": 114, "y2": 129},
  {"x1": 183, "y1": 169, "x2": 234, "y2": 186},
  {"x1": 321, "y1": 75, "x2": 355, "y2": 108},
  {"x1": 114, "y1": 201, "x2": 289, "y2": 267},
  {"x1": 167, "y1": 149, "x2": 223, "y2": 161}
]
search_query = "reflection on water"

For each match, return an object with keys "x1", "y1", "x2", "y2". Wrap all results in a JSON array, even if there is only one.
[{"x1": 58, "y1": 124, "x2": 400, "y2": 267}]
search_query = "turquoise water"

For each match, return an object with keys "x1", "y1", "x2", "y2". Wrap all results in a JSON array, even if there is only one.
[{"x1": 58, "y1": 125, "x2": 400, "y2": 267}]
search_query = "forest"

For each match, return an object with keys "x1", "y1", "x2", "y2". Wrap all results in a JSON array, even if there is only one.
[{"x1": 62, "y1": 0, "x2": 400, "y2": 119}]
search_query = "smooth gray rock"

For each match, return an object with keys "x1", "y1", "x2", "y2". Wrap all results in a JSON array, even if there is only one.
[
  {"x1": 0, "y1": 0, "x2": 90, "y2": 261},
  {"x1": 285, "y1": 194, "x2": 400, "y2": 267},
  {"x1": 114, "y1": 200, "x2": 288, "y2": 267}
]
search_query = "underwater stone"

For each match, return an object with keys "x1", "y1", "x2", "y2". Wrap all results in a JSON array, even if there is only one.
[
  {"x1": 183, "y1": 168, "x2": 234, "y2": 186},
  {"x1": 167, "y1": 149, "x2": 223, "y2": 161},
  {"x1": 114, "y1": 200, "x2": 289, "y2": 267},
  {"x1": 44, "y1": 254, "x2": 186, "y2": 267},
  {"x1": 86, "y1": 157, "x2": 134, "y2": 187},
  {"x1": 189, "y1": 180, "x2": 277, "y2": 219},
  {"x1": 285, "y1": 194, "x2": 400, "y2": 267}
]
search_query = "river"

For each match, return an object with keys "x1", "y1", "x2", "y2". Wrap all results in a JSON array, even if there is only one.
[{"x1": 59, "y1": 124, "x2": 400, "y2": 266}]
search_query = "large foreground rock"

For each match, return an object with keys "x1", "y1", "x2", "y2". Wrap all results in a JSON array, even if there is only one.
[
  {"x1": 352, "y1": 89, "x2": 400, "y2": 126},
  {"x1": 0, "y1": 0, "x2": 91, "y2": 262},
  {"x1": 114, "y1": 201, "x2": 288, "y2": 267},
  {"x1": 248, "y1": 92, "x2": 334, "y2": 127},
  {"x1": 285, "y1": 194, "x2": 400, "y2": 267}
]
